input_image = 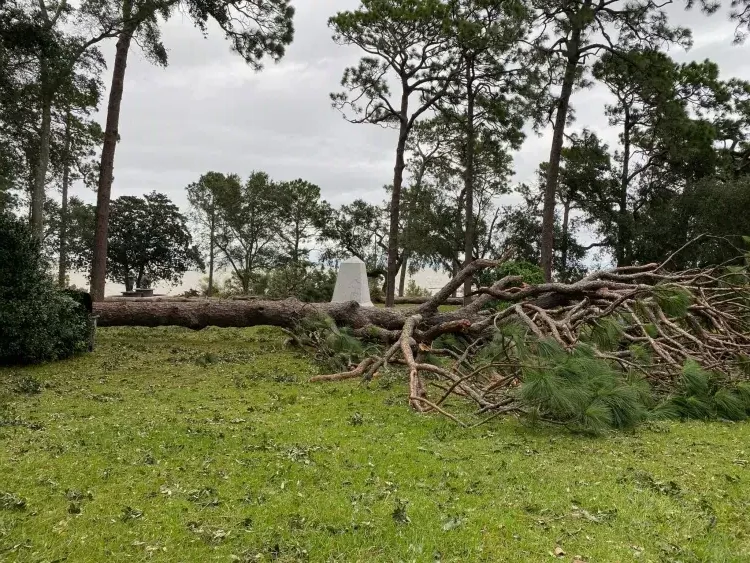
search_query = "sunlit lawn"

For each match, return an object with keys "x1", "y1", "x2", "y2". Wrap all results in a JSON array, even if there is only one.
[{"x1": 1, "y1": 326, "x2": 748, "y2": 562}]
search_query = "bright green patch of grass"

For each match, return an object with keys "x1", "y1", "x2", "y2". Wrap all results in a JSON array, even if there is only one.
[{"x1": 1, "y1": 327, "x2": 749, "y2": 562}]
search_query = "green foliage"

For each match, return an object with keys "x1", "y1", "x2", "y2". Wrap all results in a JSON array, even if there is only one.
[
  {"x1": 404, "y1": 279, "x2": 431, "y2": 297},
  {"x1": 288, "y1": 314, "x2": 368, "y2": 372},
  {"x1": 108, "y1": 192, "x2": 203, "y2": 290},
  {"x1": 0, "y1": 212, "x2": 89, "y2": 365},
  {"x1": 477, "y1": 260, "x2": 544, "y2": 289},
  {"x1": 2, "y1": 326, "x2": 750, "y2": 560},
  {"x1": 653, "y1": 285, "x2": 693, "y2": 318},
  {"x1": 266, "y1": 265, "x2": 336, "y2": 303},
  {"x1": 586, "y1": 316, "x2": 624, "y2": 351},
  {"x1": 662, "y1": 359, "x2": 750, "y2": 421},
  {"x1": 515, "y1": 341, "x2": 649, "y2": 434}
]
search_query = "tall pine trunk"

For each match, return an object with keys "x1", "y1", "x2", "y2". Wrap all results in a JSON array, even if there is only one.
[
  {"x1": 90, "y1": 0, "x2": 136, "y2": 301},
  {"x1": 398, "y1": 253, "x2": 409, "y2": 297},
  {"x1": 31, "y1": 63, "x2": 52, "y2": 241},
  {"x1": 462, "y1": 59, "x2": 476, "y2": 305},
  {"x1": 58, "y1": 110, "x2": 72, "y2": 286},
  {"x1": 385, "y1": 98, "x2": 410, "y2": 307},
  {"x1": 207, "y1": 211, "x2": 215, "y2": 297},
  {"x1": 540, "y1": 30, "x2": 582, "y2": 283},
  {"x1": 560, "y1": 200, "x2": 570, "y2": 281},
  {"x1": 618, "y1": 113, "x2": 631, "y2": 267}
]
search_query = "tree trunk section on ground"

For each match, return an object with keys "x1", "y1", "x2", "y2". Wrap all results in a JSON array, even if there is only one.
[{"x1": 95, "y1": 299, "x2": 409, "y2": 331}]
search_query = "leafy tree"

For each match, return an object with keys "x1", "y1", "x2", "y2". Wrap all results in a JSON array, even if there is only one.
[
  {"x1": 632, "y1": 176, "x2": 750, "y2": 268},
  {"x1": 545, "y1": 130, "x2": 615, "y2": 276},
  {"x1": 0, "y1": 0, "x2": 107, "y2": 237},
  {"x1": 495, "y1": 183, "x2": 588, "y2": 280},
  {"x1": 436, "y1": 0, "x2": 534, "y2": 301},
  {"x1": 186, "y1": 171, "x2": 235, "y2": 296},
  {"x1": 319, "y1": 199, "x2": 389, "y2": 278},
  {"x1": 275, "y1": 179, "x2": 329, "y2": 265},
  {"x1": 90, "y1": 0, "x2": 295, "y2": 301},
  {"x1": 531, "y1": 0, "x2": 692, "y2": 281},
  {"x1": 266, "y1": 264, "x2": 337, "y2": 302},
  {"x1": 329, "y1": 0, "x2": 459, "y2": 306},
  {"x1": 214, "y1": 172, "x2": 281, "y2": 294},
  {"x1": 105, "y1": 192, "x2": 202, "y2": 291}
]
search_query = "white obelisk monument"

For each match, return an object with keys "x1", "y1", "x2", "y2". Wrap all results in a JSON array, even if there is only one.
[{"x1": 331, "y1": 256, "x2": 374, "y2": 307}]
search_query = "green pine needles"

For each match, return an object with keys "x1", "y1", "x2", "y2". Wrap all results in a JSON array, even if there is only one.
[
  {"x1": 661, "y1": 360, "x2": 750, "y2": 422},
  {"x1": 515, "y1": 339, "x2": 648, "y2": 434}
]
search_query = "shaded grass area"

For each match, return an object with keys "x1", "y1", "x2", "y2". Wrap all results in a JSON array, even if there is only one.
[{"x1": 1, "y1": 327, "x2": 749, "y2": 562}]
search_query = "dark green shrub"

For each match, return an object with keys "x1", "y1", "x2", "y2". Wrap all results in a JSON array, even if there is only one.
[
  {"x1": 477, "y1": 260, "x2": 545, "y2": 289},
  {"x1": 0, "y1": 212, "x2": 90, "y2": 365},
  {"x1": 266, "y1": 265, "x2": 336, "y2": 302}
]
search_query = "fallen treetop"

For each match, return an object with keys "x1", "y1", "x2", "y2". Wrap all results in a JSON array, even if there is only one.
[{"x1": 94, "y1": 254, "x2": 750, "y2": 424}]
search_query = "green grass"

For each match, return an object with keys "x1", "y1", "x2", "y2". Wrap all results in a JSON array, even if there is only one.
[{"x1": 1, "y1": 327, "x2": 749, "y2": 562}]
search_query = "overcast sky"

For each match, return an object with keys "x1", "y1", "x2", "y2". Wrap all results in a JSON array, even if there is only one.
[{"x1": 69, "y1": 1, "x2": 750, "y2": 293}]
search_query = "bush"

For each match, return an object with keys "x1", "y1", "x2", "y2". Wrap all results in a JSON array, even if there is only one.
[
  {"x1": 477, "y1": 260, "x2": 545, "y2": 289},
  {"x1": 266, "y1": 264, "x2": 336, "y2": 302},
  {"x1": 0, "y1": 212, "x2": 90, "y2": 365},
  {"x1": 405, "y1": 279, "x2": 431, "y2": 297}
]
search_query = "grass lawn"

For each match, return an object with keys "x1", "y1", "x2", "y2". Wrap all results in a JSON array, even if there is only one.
[{"x1": 1, "y1": 327, "x2": 749, "y2": 562}]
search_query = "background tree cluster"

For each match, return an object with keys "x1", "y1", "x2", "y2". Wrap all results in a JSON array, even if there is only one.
[
  {"x1": 3, "y1": 0, "x2": 750, "y2": 304},
  {"x1": 0, "y1": 0, "x2": 295, "y2": 298}
]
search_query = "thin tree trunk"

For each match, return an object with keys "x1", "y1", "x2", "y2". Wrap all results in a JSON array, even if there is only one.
[
  {"x1": 560, "y1": 200, "x2": 570, "y2": 281},
  {"x1": 398, "y1": 253, "x2": 409, "y2": 297},
  {"x1": 540, "y1": 31, "x2": 582, "y2": 283},
  {"x1": 58, "y1": 110, "x2": 72, "y2": 286},
  {"x1": 618, "y1": 114, "x2": 631, "y2": 267},
  {"x1": 90, "y1": 2, "x2": 136, "y2": 301},
  {"x1": 31, "y1": 65, "x2": 52, "y2": 241},
  {"x1": 207, "y1": 206, "x2": 215, "y2": 297},
  {"x1": 385, "y1": 93, "x2": 410, "y2": 308},
  {"x1": 462, "y1": 59, "x2": 476, "y2": 305}
]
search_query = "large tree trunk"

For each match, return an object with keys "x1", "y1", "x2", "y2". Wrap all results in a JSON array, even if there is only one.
[
  {"x1": 58, "y1": 110, "x2": 72, "y2": 286},
  {"x1": 90, "y1": 5, "x2": 136, "y2": 302},
  {"x1": 95, "y1": 299, "x2": 410, "y2": 330},
  {"x1": 540, "y1": 32, "x2": 581, "y2": 283},
  {"x1": 462, "y1": 60, "x2": 476, "y2": 305},
  {"x1": 31, "y1": 70, "x2": 52, "y2": 241},
  {"x1": 385, "y1": 94, "x2": 411, "y2": 308}
]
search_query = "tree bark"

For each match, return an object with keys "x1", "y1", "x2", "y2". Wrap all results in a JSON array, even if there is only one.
[
  {"x1": 462, "y1": 58, "x2": 476, "y2": 305},
  {"x1": 540, "y1": 29, "x2": 582, "y2": 283},
  {"x1": 95, "y1": 299, "x2": 409, "y2": 330},
  {"x1": 398, "y1": 252, "x2": 409, "y2": 296},
  {"x1": 618, "y1": 112, "x2": 632, "y2": 267},
  {"x1": 90, "y1": 1, "x2": 136, "y2": 301},
  {"x1": 207, "y1": 207, "x2": 215, "y2": 297},
  {"x1": 31, "y1": 65, "x2": 52, "y2": 241},
  {"x1": 385, "y1": 93, "x2": 411, "y2": 308},
  {"x1": 560, "y1": 199, "x2": 570, "y2": 281},
  {"x1": 58, "y1": 110, "x2": 72, "y2": 286}
]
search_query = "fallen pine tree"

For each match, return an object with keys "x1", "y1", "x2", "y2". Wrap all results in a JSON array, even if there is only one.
[{"x1": 94, "y1": 252, "x2": 750, "y2": 431}]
